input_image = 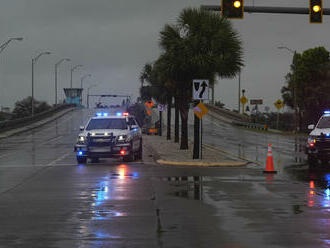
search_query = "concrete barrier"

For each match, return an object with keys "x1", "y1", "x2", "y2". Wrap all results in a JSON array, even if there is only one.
[
  {"x1": 232, "y1": 120, "x2": 268, "y2": 131},
  {"x1": 0, "y1": 104, "x2": 75, "y2": 133},
  {"x1": 206, "y1": 104, "x2": 251, "y2": 122}
]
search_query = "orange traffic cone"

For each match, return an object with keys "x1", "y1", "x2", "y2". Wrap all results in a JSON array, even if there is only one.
[{"x1": 264, "y1": 144, "x2": 277, "y2": 173}]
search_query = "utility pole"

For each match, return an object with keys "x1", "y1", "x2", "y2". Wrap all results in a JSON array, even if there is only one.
[{"x1": 238, "y1": 70, "x2": 241, "y2": 113}]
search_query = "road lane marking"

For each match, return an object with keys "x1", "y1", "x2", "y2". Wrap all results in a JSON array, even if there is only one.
[
  {"x1": 46, "y1": 151, "x2": 72, "y2": 166},
  {"x1": 39, "y1": 135, "x2": 64, "y2": 146}
]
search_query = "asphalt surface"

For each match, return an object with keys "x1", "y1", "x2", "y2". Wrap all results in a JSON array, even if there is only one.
[
  {"x1": 186, "y1": 111, "x2": 307, "y2": 169},
  {"x1": 1, "y1": 108, "x2": 330, "y2": 247}
]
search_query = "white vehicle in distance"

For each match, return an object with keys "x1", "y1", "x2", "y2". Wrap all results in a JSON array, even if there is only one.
[
  {"x1": 74, "y1": 112, "x2": 142, "y2": 163},
  {"x1": 306, "y1": 110, "x2": 330, "y2": 165}
]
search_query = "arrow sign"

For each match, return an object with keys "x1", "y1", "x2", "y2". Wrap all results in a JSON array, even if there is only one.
[{"x1": 193, "y1": 80, "x2": 209, "y2": 100}]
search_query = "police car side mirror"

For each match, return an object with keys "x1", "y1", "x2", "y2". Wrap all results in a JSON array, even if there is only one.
[
  {"x1": 79, "y1": 126, "x2": 85, "y2": 131},
  {"x1": 130, "y1": 125, "x2": 139, "y2": 130},
  {"x1": 308, "y1": 124, "x2": 315, "y2": 130}
]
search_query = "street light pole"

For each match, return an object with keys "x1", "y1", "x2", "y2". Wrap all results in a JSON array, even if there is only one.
[
  {"x1": 70, "y1": 65, "x2": 83, "y2": 88},
  {"x1": 278, "y1": 46, "x2": 297, "y2": 132},
  {"x1": 31, "y1": 51, "x2": 51, "y2": 116},
  {"x1": 80, "y1": 74, "x2": 91, "y2": 88},
  {"x1": 0, "y1": 37, "x2": 23, "y2": 54},
  {"x1": 87, "y1": 84, "x2": 97, "y2": 108},
  {"x1": 80, "y1": 74, "x2": 91, "y2": 105},
  {"x1": 55, "y1": 58, "x2": 70, "y2": 106}
]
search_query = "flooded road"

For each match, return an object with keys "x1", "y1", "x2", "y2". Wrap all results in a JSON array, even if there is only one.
[{"x1": 1, "y1": 109, "x2": 330, "y2": 247}]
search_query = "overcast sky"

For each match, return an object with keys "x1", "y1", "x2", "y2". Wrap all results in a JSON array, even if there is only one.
[{"x1": 0, "y1": 0, "x2": 329, "y2": 111}]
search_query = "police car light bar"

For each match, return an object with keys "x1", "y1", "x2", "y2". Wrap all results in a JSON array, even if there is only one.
[
  {"x1": 324, "y1": 111, "x2": 330, "y2": 114},
  {"x1": 116, "y1": 112, "x2": 122, "y2": 116},
  {"x1": 96, "y1": 112, "x2": 109, "y2": 117},
  {"x1": 123, "y1": 112, "x2": 129, "y2": 117}
]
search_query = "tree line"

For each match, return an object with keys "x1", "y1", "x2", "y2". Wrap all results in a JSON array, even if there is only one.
[{"x1": 281, "y1": 47, "x2": 330, "y2": 130}]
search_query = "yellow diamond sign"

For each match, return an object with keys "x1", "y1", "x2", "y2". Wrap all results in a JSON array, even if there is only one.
[
  {"x1": 274, "y1": 99, "x2": 284, "y2": 110},
  {"x1": 193, "y1": 102, "x2": 209, "y2": 119},
  {"x1": 240, "y1": 96, "x2": 248, "y2": 105}
]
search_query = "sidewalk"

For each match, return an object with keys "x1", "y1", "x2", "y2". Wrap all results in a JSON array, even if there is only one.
[
  {"x1": 143, "y1": 134, "x2": 248, "y2": 167},
  {"x1": 0, "y1": 108, "x2": 75, "y2": 140}
]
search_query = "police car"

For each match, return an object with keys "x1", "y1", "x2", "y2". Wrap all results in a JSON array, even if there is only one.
[
  {"x1": 74, "y1": 112, "x2": 142, "y2": 163},
  {"x1": 306, "y1": 110, "x2": 330, "y2": 165}
]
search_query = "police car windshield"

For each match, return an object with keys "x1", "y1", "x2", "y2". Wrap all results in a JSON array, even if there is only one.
[
  {"x1": 86, "y1": 118, "x2": 127, "y2": 130},
  {"x1": 317, "y1": 116, "x2": 330, "y2": 129}
]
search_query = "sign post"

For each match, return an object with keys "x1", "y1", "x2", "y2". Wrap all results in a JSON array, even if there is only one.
[
  {"x1": 192, "y1": 80, "x2": 209, "y2": 159},
  {"x1": 240, "y1": 95, "x2": 248, "y2": 114},
  {"x1": 274, "y1": 99, "x2": 284, "y2": 129}
]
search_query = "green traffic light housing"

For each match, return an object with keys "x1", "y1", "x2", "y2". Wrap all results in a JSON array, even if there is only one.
[
  {"x1": 310, "y1": 0, "x2": 323, "y2": 23},
  {"x1": 221, "y1": 0, "x2": 244, "y2": 19}
]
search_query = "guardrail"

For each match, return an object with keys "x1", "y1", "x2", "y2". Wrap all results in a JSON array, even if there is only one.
[
  {"x1": 232, "y1": 120, "x2": 268, "y2": 131},
  {"x1": 0, "y1": 104, "x2": 75, "y2": 133},
  {"x1": 206, "y1": 104, "x2": 251, "y2": 122}
]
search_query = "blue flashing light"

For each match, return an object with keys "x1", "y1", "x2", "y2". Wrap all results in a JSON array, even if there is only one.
[
  {"x1": 327, "y1": 134, "x2": 330, "y2": 137},
  {"x1": 324, "y1": 111, "x2": 330, "y2": 114},
  {"x1": 96, "y1": 112, "x2": 109, "y2": 117},
  {"x1": 133, "y1": 128, "x2": 138, "y2": 131},
  {"x1": 78, "y1": 151, "x2": 83, "y2": 156},
  {"x1": 116, "y1": 112, "x2": 122, "y2": 116}
]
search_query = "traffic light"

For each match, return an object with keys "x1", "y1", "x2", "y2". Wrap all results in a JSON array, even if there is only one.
[
  {"x1": 310, "y1": 0, "x2": 323, "y2": 23},
  {"x1": 221, "y1": 0, "x2": 244, "y2": 19}
]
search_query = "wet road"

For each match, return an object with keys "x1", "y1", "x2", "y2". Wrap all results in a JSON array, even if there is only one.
[
  {"x1": 186, "y1": 111, "x2": 307, "y2": 170},
  {"x1": 1, "y1": 109, "x2": 330, "y2": 247}
]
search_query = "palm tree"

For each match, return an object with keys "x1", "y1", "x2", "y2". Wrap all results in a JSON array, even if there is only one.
[{"x1": 159, "y1": 7, "x2": 244, "y2": 150}]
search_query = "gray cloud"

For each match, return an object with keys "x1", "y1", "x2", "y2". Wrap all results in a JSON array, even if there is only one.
[{"x1": 0, "y1": 0, "x2": 329, "y2": 111}]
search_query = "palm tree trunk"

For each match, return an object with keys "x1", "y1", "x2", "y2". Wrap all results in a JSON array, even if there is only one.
[
  {"x1": 174, "y1": 97, "x2": 179, "y2": 143},
  {"x1": 179, "y1": 99, "x2": 189, "y2": 150},
  {"x1": 167, "y1": 96, "x2": 172, "y2": 140}
]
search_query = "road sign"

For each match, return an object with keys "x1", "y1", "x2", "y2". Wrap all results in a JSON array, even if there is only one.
[
  {"x1": 193, "y1": 80, "x2": 209, "y2": 100},
  {"x1": 250, "y1": 99, "x2": 263, "y2": 105},
  {"x1": 274, "y1": 99, "x2": 284, "y2": 110},
  {"x1": 240, "y1": 96, "x2": 248, "y2": 105},
  {"x1": 157, "y1": 104, "x2": 166, "y2": 112},
  {"x1": 193, "y1": 102, "x2": 209, "y2": 119},
  {"x1": 145, "y1": 100, "x2": 154, "y2": 116}
]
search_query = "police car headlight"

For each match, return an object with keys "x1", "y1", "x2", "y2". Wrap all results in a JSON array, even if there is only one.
[
  {"x1": 77, "y1": 136, "x2": 86, "y2": 144},
  {"x1": 117, "y1": 135, "x2": 127, "y2": 142}
]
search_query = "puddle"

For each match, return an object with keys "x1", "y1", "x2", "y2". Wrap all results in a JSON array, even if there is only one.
[{"x1": 164, "y1": 176, "x2": 204, "y2": 201}]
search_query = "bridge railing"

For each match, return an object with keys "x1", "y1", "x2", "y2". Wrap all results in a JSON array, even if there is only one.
[{"x1": 0, "y1": 104, "x2": 75, "y2": 132}]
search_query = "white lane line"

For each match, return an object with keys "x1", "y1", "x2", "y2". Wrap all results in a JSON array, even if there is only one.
[
  {"x1": 39, "y1": 135, "x2": 64, "y2": 146},
  {"x1": 46, "y1": 151, "x2": 72, "y2": 166}
]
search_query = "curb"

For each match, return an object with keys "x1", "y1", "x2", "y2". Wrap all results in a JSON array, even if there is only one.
[
  {"x1": 0, "y1": 108, "x2": 75, "y2": 140},
  {"x1": 156, "y1": 159, "x2": 248, "y2": 167}
]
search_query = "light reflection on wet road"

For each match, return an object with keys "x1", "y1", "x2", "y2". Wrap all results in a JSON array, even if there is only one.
[{"x1": 1, "y1": 109, "x2": 330, "y2": 247}]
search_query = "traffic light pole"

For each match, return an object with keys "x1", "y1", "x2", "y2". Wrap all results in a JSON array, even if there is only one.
[{"x1": 201, "y1": 5, "x2": 330, "y2": 15}]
